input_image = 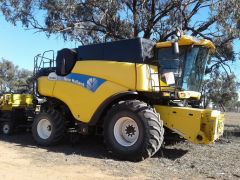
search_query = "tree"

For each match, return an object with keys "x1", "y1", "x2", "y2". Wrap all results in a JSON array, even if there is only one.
[
  {"x1": 0, "y1": 0, "x2": 239, "y2": 103},
  {"x1": 202, "y1": 71, "x2": 239, "y2": 111},
  {"x1": 0, "y1": 0, "x2": 239, "y2": 60},
  {"x1": 0, "y1": 0, "x2": 240, "y2": 74},
  {"x1": 0, "y1": 59, "x2": 32, "y2": 93}
]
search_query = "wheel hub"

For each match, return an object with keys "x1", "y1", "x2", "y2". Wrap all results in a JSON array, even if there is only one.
[
  {"x1": 37, "y1": 119, "x2": 52, "y2": 140},
  {"x1": 125, "y1": 125, "x2": 136, "y2": 137},
  {"x1": 3, "y1": 124, "x2": 10, "y2": 134},
  {"x1": 114, "y1": 117, "x2": 139, "y2": 147},
  {"x1": 47, "y1": 125, "x2": 51, "y2": 131}
]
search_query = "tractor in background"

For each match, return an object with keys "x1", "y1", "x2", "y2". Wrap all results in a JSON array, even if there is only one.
[{"x1": 0, "y1": 93, "x2": 34, "y2": 135}]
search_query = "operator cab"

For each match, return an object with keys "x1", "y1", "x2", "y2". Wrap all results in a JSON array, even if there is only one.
[
  {"x1": 155, "y1": 35, "x2": 215, "y2": 99},
  {"x1": 157, "y1": 45, "x2": 210, "y2": 92}
]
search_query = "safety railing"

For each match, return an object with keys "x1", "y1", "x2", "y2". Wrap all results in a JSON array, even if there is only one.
[
  {"x1": 33, "y1": 50, "x2": 56, "y2": 97},
  {"x1": 33, "y1": 50, "x2": 55, "y2": 76}
]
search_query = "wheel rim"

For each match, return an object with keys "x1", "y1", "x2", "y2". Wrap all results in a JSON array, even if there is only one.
[
  {"x1": 3, "y1": 124, "x2": 10, "y2": 134},
  {"x1": 113, "y1": 117, "x2": 139, "y2": 147},
  {"x1": 37, "y1": 119, "x2": 52, "y2": 139}
]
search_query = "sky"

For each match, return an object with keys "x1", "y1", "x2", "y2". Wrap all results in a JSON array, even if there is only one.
[
  {"x1": 0, "y1": 15, "x2": 78, "y2": 70},
  {"x1": 0, "y1": 13, "x2": 239, "y2": 80}
]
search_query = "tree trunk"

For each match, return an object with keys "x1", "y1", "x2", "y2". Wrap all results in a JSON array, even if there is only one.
[{"x1": 132, "y1": 0, "x2": 138, "y2": 37}]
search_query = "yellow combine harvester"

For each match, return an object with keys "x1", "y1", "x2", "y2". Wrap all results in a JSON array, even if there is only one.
[{"x1": 29, "y1": 35, "x2": 224, "y2": 161}]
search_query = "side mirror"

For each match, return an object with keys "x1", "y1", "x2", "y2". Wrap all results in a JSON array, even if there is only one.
[
  {"x1": 171, "y1": 32, "x2": 181, "y2": 55},
  {"x1": 172, "y1": 41, "x2": 179, "y2": 55}
]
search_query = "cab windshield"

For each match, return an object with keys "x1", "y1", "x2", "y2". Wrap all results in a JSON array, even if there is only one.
[{"x1": 157, "y1": 46, "x2": 209, "y2": 92}]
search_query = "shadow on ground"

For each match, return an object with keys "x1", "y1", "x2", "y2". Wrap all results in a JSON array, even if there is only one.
[
  {"x1": 154, "y1": 147, "x2": 188, "y2": 160},
  {"x1": 0, "y1": 132, "x2": 188, "y2": 161},
  {"x1": 0, "y1": 132, "x2": 109, "y2": 159}
]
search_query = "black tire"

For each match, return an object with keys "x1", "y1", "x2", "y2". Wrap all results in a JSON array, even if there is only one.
[
  {"x1": 32, "y1": 108, "x2": 65, "y2": 146},
  {"x1": 103, "y1": 100, "x2": 164, "y2": 161},
  {"x1": 1, "y1": 121, "x2": 14, "y2": 135}
]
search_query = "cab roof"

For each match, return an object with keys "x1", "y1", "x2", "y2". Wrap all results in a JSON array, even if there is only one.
[
  {"x1": 77, "y1": 38, "x2": 155, "y2": 63},
  {"x1": 156, "y1": 35, "x2": 215, "y2": 52}
]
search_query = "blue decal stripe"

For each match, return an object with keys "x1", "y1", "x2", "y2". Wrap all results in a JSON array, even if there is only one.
[{"x1": 65, "y1": 73, "x2": 105, "y2": 92}]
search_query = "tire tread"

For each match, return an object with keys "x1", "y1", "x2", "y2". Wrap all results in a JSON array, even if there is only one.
[{"x1": 103, "y1": 99, "x2": 164, "y2": 161}]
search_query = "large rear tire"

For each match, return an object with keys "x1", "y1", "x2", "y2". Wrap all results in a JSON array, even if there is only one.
[
  {"x1": 32, "y1": 108, "x2": 65, "y2": 146},
  {"x1": 103, "y1": 100, "x2": 164, "y2": 161}
]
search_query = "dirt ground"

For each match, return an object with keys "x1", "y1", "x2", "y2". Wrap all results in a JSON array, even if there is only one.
[{"x1": 0, "y1": 112, "x2": 239, "y2": 180}]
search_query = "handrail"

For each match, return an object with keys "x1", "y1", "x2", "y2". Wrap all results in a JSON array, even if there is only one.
[{"x1": 33, "y1": 50, "x2": 55, "y2": 76}]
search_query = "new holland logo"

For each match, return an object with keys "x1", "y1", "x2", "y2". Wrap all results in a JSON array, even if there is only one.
[{"x1": 86, "y1": 77, "x2": 98, "y2": 91}]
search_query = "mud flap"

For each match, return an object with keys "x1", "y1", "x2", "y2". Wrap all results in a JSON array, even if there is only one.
[{"x1": 154, "y1": 105, "x2": 224, "y2": 144}]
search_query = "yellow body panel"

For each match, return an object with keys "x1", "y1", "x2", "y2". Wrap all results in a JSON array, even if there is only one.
[
  {"x1": 38, "y1": 77, "x2": 56, "y2": 97},
  {"x1": 38, "y1": 61, "x2": 170, "y2": 122},
  {"x1": 72, "y1": 61, "x2": 136, "y2": 90},
  {"x1": 53, "y1": 80, "x2": 128, "y2": 122},
  {"x1": 72, "y1": 61, "x2": 168, "y2": 92},
  {"x1": 154, "y1": 105, "x2": 224, "y2": 144},
  {"x1": 38, "y1": 76, "x2": 129, "y2": 122},
  {"x1": 156, "y1": 35, "x2": 215, "y2": 52}
]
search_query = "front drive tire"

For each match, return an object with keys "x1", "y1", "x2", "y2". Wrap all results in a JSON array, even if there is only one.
[
  {"x1": 32, "y1": 108, "x2": 65, "y2": 146},
  {"x1": 103, "y1": 100, "x2": 164, "y2": 161}
]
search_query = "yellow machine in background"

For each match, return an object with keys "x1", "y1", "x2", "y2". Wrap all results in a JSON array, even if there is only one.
[
  {"x1": 32, "y1": 34, "x2": 224, "y2": 161},
  {"x1": 0, "y1": 94, "x2": 33, "y2": 110},
  {"x1": 0, "y1": 93, "x2": 33, "y2": 135}
]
